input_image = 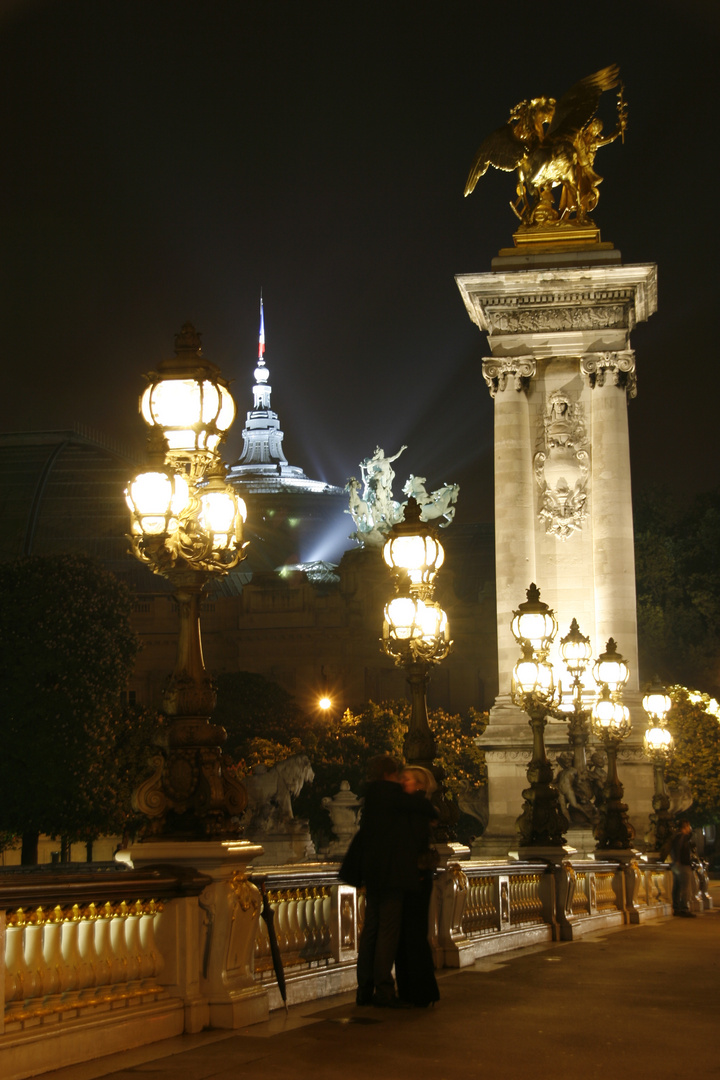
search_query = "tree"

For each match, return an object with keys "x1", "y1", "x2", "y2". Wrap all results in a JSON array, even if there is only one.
[
  {"x1": 634, "y1": 486, "x2": 720, "y2": 696},
  {"x1": 212, "y1": 670, "x2": 316, "y2": 770},
  {"x1": 0, "y1": 554, "x2": 143, "y2": 862},
  {"x1": 665, "y1": 686, "x2": 720, "y2": 827},
  {"x1": 213, "y1": 672, "x2": 489, "y2": 849}
]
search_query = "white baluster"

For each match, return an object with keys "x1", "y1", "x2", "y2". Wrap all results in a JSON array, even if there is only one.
[
  {"x1": 41, "y1": 910, "x2": 63, "y2": 996},
  {"x1": 24, "y1": 916, "x2": 51, "y2": 1001},
  {"x1": 123, "y1": 905, "x2": 142, "y2": 983},
  {"x1": 77, "y1": 907, "x2": 102, "y2": 993},
  {"x1": 61, "y1": 907, "x2": 93, "y2": 991},
  {"x1": 92, "y1": 906, "x2": 113, "y2": 989},
  {"x1": 108, "y1": 906, "x2": 129, "y2": 985},
  {"x1": 138, "y1": 906, "x2": 163, "y2": 980},
  {"x1": 5, "y1": 920, "x2": 31, "y2": 1004}
]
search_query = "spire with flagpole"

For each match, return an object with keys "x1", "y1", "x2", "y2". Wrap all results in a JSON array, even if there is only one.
[{"x1": 227, "y1": 290, "x2": 345, "y2": 501}]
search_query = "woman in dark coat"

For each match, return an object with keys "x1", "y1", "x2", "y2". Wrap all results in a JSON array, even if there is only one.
[{"x1": 394, "y1": 765, "x2": 440, "y2": 1007}]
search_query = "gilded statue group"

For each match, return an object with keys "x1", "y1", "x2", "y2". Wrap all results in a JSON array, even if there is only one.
[{"x1": 464, "y1": 64, "x2": 627, "y2": 227}]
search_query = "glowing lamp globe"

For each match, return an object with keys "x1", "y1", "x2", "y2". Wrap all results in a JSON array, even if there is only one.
[
  {"x1": 591, "y1": 691, "x2": 631, "y2": 740},
  {"x1": 512, "y1": 655, "x2": 555, "y2": 702},
  {"x1": 511, "y1": 583, "x2": 557, "y2": 655},
  {"x1": 318, "y1": 696, "x2": 332, "y2": 712},
  {"x1": 643, "y1": 724, "x2": 674, "y2": 759},
  {"x1": 592, "y1": 639, "x2": 630, "y2": 693},
  {"x1": 197, "y1": 464, "x2": 246, "y2": 553},
  {"x1": 382, "y1": 497, "x2": 444, "y2": 594},
  {"x1": 384, "y1": 596, "x2": 448, "y2": 648},
  {"x1": 140, "y1": 323, "x2": 236, "y2": 457},
  {"x1": 642, "y1": 677, "x2": 672, "y2": 723},
  {"x1": 125, "y1": 469, "x2": 189, "y2": 537},
  {"x1": 560, "y1": 618, "x2": 592, "y2": 678}
]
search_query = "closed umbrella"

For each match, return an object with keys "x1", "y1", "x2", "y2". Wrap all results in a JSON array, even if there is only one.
[{"x1": 259, "y1": 879, "x2": 288, "y2": 1013}]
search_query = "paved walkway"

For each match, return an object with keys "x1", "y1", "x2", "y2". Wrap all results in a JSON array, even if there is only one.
[{"x1": 43, "y1": 889, "x2": 720, "y2": 1080}]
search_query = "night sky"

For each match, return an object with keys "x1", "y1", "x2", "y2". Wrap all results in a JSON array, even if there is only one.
[{"x1": 0, "y1": 0, "x2": 717, "y2": 527}]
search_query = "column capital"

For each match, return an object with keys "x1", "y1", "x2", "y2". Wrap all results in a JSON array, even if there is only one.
[
  {"x1": 581, "y1": 351, "x2": 637, "y2": 399},
  {"x1": 482, "y1": 356, "x2": 536, "y2": 398}
]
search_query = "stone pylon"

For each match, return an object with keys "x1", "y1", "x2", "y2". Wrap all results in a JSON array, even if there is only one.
[{"x1": 456, "y1": 245, "x2": 657, "y2": 855}]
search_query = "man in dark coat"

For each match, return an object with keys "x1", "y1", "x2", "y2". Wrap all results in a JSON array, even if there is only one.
[
  {"x1": 344, "y1": 754, "x2": 437, "y2": 1007},
  {"x1": 668, "y1": 819, "x2": 697, "y2": 917}
]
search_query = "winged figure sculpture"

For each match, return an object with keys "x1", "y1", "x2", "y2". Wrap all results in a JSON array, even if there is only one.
[{"x1": 464, "y1": 65, "x2": 627, "y2": 227}]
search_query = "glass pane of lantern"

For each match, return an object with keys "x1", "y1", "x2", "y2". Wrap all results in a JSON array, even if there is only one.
[
  {"x1": 200, "y1": 490, "x2": 236, "y2": 533},
  {"x1": 153, "y1": 379, "x2": 202, "y2": 427},
  {"x1": 385, "y1": 597, "x2": 416, "y2": 639},
  {"x1": 140, "y1": 386, "x2": 154, "y2": 426},
  {"x1": 514, "y1": 658, "x2": 540, "y2": 695},
  {"x1": 127, "y1": 471, "x2": 172, "y2": 514},
  {"x1": 644, "y1": 726, "x2": 673, "y2": 753},
  {"x1": 643, "y1": 690, "x2": 671, "y2": 720},
  {"x1": 216, "y1": 384, "x2": 237, "y2": 431},
  {"x1": 201, "y1": 380, "x2": 221, "y2": 424}
]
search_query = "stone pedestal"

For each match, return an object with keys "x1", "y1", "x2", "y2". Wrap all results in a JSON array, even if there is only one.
[
  {"x1": 246, "y1": 830, "x2": 316, "y2": 865},
  {"x1": 129, "y1": 840, "x2": 268, "y2": 1031},
  {"x1": 457, "y1": 250, "x2": 658, "y2": 856}
]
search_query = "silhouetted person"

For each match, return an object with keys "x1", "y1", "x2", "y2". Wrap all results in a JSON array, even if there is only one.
[{"x1": 341, "y1": 754, "x2": 436, "y2": 1007}]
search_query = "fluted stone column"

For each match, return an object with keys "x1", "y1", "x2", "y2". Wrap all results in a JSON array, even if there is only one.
[
  {"x1": 483, "y1": 357, "x2": 537, "y2": 706},
  {"x1": 582, "y1": 351, "x2": 639, "y2": 690}
]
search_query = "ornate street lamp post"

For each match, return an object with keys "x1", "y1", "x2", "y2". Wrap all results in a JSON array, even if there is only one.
[
  {"x1": 126, "y1": 323, "x2": 249, "y2": 840},
  {"x1": 559, "y1": 618, "x2": 593, "y2": 769},
  {"x1": 510, "y1": 584, "x2": 569, "y2": 851},
  {"x1": 590, "y1": 639, "x2": 635, "y2": 851},
  {"x1": 381, "y1": 498, "x2": 450, "y2": 769},
  {"x1": 642, "y1": 677, "x2": 675, "y2": 855}
]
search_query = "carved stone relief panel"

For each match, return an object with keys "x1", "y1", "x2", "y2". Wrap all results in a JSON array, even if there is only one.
[
  {"x1": 533, "y1": 390, "x2": 590, "y2": 540},
  {"x1": 482, "y1": 288, "x2": 635, "y2": 336}
]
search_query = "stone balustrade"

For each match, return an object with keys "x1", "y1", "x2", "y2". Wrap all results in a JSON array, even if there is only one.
[
  {"x1": 0, "y1": 865, "x2": 209, "y2": 1080},
  {"x1": 1, "y1": 855, "x2": 678, "y2": 1079}
]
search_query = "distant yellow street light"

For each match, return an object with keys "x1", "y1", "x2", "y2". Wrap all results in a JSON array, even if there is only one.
[
  {"x1": 590, "y1": 640, "x2": 634, "y2": 851},
  {"x1": 642, "y1": 677, "x2": 675, "y2": 855}
]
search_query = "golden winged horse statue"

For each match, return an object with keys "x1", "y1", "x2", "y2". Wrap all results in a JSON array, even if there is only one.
[{"x1": 464, "y1": 65, "x2": 627, "y2": 227}]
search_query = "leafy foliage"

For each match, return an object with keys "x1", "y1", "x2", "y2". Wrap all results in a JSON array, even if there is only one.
[
  {"x1": 0, "y1": 554, "x2": 153, "y2": 856},
  {"x1": 429, "y1": 707, "x2": 488, "y2": 798},
  {"x1": 665, "y1": 686, "x2": 720, "y2": 825},
  {"x1": 213, "y1": 670, "x2": 317, "y2": 770},
  {"x1": 214, "y1": 674, "x2": 488, "y2": 848},
  {"x1": 634, "y1": 486, "x2": 720, "y2": 696}
]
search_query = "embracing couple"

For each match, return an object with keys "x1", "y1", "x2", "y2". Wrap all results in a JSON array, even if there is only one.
[{"x1": 340, "y1": 754, "x2": 440, "y2": 1009}]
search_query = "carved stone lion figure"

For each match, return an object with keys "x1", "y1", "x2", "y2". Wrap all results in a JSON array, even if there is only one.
[{"x1": 242, "y1": 753, "x2": 315, "y2": 832}]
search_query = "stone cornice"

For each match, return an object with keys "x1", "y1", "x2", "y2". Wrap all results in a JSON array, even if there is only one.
[{"x1": 456, "y1": 263, "x2": 657, "y2": 336}]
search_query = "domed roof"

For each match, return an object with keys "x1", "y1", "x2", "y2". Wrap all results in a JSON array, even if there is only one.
[{"x1": 0, "y1": 429, "x2": 158, "y2": 590}]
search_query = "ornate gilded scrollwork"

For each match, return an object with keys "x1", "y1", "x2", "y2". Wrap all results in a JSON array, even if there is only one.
[{"x1": 229, "y1": 871, "x2": 262, "y2": 917}]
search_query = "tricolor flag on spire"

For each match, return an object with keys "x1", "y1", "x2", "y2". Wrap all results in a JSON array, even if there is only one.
[{"x1": 258, "y1": 294, "x2": 265, "y2": 361}]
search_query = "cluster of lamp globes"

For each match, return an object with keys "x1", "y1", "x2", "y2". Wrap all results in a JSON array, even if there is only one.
[
  {"x1": 381, "y1": 498, "x2": 451, "y2": 667},
  {"x1": 510, "y1": 584, "x2": 674, "y2": 753},
  {"x1": 124, "y1": 366, "x2": 248, "y2": 576}
]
